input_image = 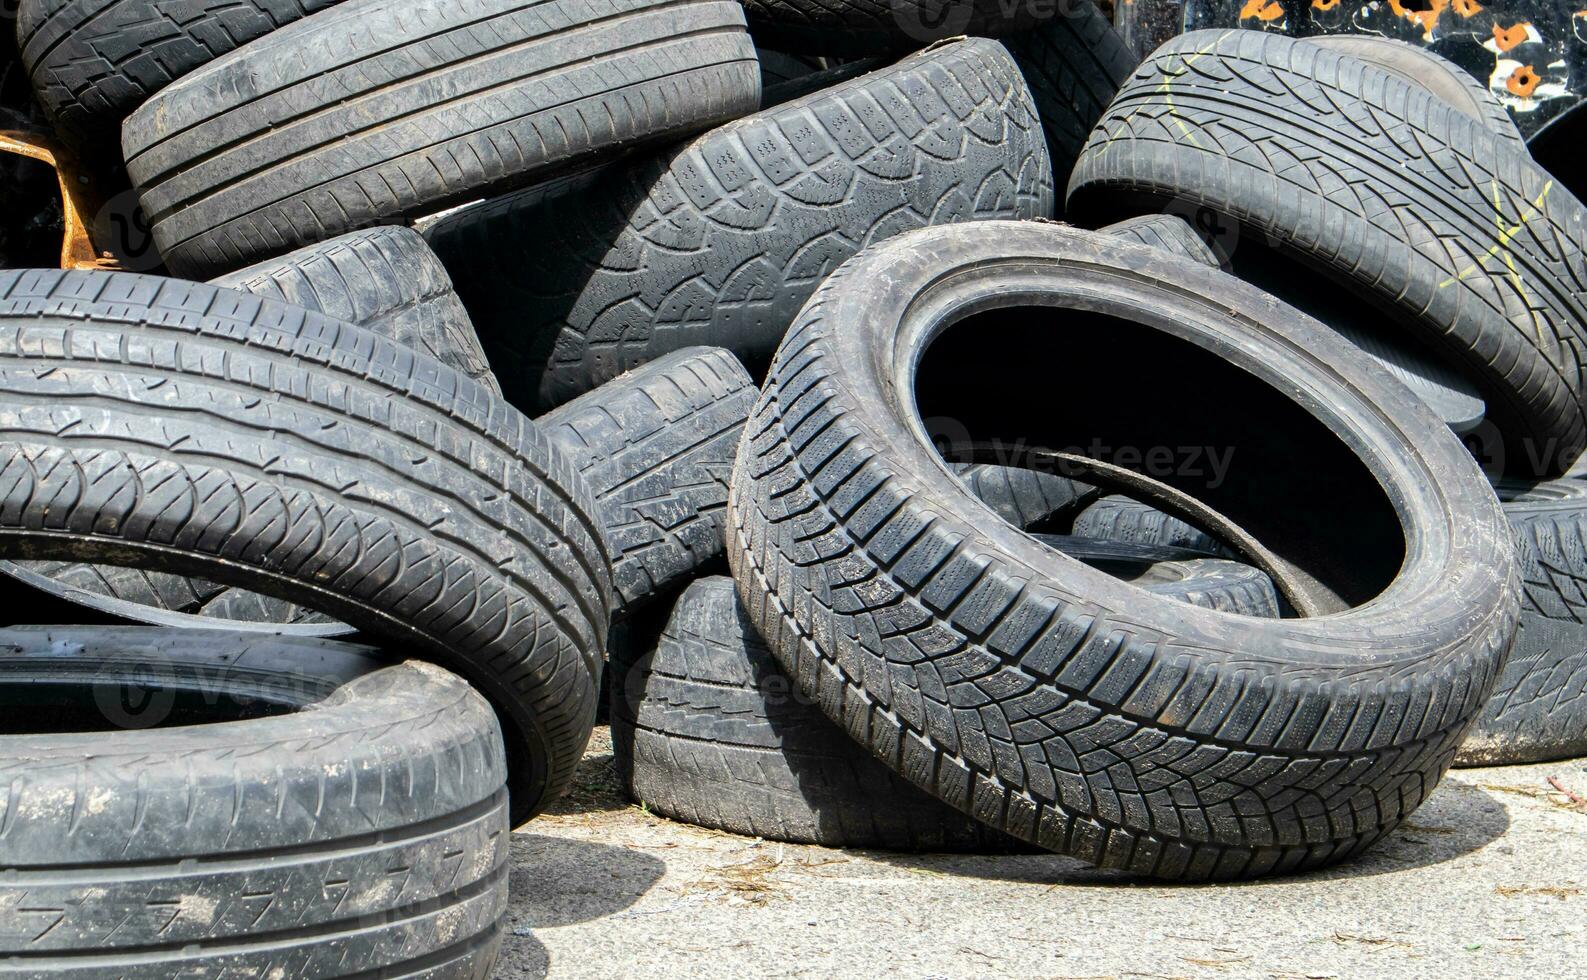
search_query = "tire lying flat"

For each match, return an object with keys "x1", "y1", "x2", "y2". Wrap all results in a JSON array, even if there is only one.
[
  {"x1": 539, "y1": 347, "x2": 756, "y2": 619},
  {"x1": 728, "y1": 221, "x2": 1517, "y2": 880},
  {"x1": 1457, "y1": 479, "x2": 1587, "y2": 766},
  {"x1": 17, "y1": 0, "x2": 348, "y2": 149},
  {"x1": 0, "y1": 269, "x2": 612, "y2": 824},
  {"x1": 1, "y1": 227, "x2": 499, "y2": 635},
  {"x1": 1068, "y1": 29, "x2": 1587, "y2": 477},
  {"x1": 425, "y1": 37, "x2": 1052, "y2": 410},
  {"x1": 123, "y1": 0, "x2": 761, "y2": 277},
  {"x1": 0, "y1": 627, "x2": 507, "y2": 978}
]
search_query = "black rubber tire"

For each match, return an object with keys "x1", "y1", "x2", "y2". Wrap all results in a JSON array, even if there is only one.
[
  {"x1": 0, "y1": 626, "x2": 507, "y2": 978},
  {"x1": 1306, "y1": 35, "x2": 1525, "y2": 147},
  {"x1": 1001, "y1": 0, "x2": 1137, "y2": 204},
  {"x1": 756, "y1": 48, "x2": 826, "y2": 90},
  {"x1": 1071, "y1": 494, "x2": 1230, "y2": 557},
  {"x1": 1036, "y1": 535, "x2": 1279, "y2": 617},
  {"x1": 1068, "y1": 29, "x2": 1587, "y2": 478},
  {"x1": 425, "y1": 37, "x2": 1052, "y2": 410},
  {"x1": 211, "y1": 226, "x2": 500, "y2": 395},
  {"x1": 0, "y1": 269, "x2": 613, "y2": 825},
  {"x1": 953, "y1": 463, "x2": 1096, "y2": 530},
  {"x1": 538, "y1": 347, "x2": 755, "y2": 619},
  {"x1": 727, "y1": 221, "x2": 1518, "y2": 880},
  {"x1": 16, "y1": 0, "x2": 347, "y2": 150},
  {"x1": 1, "y1": 226, "x2": 501, "y2": 636},
  {"x1": 122, "y1": 0, "x2": 761, "y2": 278},
  {"x1": 611, "y1": 575, "x2": 1023, "y2": 850},
  {"x1": 1456, "y1": 479, "x2": 1587, "y2": 766},
  {"x1": 740, "y1": 0, "x2": 1046, "y2": 55},
  {"x1": 1102, "y1": 214, "x2": 1224, "y2": 269}
]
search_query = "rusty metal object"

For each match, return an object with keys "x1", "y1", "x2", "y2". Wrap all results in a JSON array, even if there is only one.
[{"x1": 0, "y1": 128, "x2": 119, "y2": 270}]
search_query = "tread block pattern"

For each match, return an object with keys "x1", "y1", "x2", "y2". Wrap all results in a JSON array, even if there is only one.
[
  {"x1": 425, "y1": 37, "x2": 1053, "y2": 410},
  {"x1": 123, "y1": 0, "x2": 762, "y2": 277},
  {"x1": 611, "y1": 576, "x2": 1023, "y2": 850},
  {"x1": 0, "y1": 269, "x2": 612, "y2": 821},
  {"x1": 1459, "y1": 480, "x2": 1587, "y2": 765},
  {"x1": 18, "y1": 0, "x2": 348, "y2": 147},
  {"x1": 1069, "y1": 29, "x2": 1587, "y2": 477},
  {"x1": 1001, "y1": 1, "x2": 1137, "y2": 204},
  {"x1": 539, "y1": 347, "x2": 755, "y2": 617},
  {"x1": 1072, "y1": 494, "x2": 1231, "y2": 557},
  {"x1": 725, "y1": 229, "x2": 1517, "y2": 881}
]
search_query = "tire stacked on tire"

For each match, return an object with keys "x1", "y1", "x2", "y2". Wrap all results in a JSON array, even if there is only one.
[{"x1": 2, "y1": 0, "x2": 1583, "y2": 953}]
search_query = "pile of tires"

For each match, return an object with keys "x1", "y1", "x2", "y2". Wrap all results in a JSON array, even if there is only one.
[{"x1": 0, "y1": 0, "x2": 1583, "y2": 971}]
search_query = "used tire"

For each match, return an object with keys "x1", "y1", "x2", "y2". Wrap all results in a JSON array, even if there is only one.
[
  {"x1": 0, "y1": 626, "x2": 507, "y2": 978},
  {"x1": 123, "y1": 0, "x2": 761, "y2": 278},
  {"x1": 1, "y1": 226, "x2": 501, "y2": 635},
  {"x1": 611, "y1": 575, "x2": 1020, "y2": 850},
  {"x1": 1001, "y1": 0, "x2": 1137, "y2": 201},
  {"x1": 1457, "y1": 479, "x2": 1587, "y2": 766},
  {"x1": 954, "y1": 463, "x2": 1096, "y2": 530},
  {"x1": 1306, "y1": 35, "x2": 1525, "y2": 147},
  {"x1": 425, "y1": 37, "x2": 1052, "y2": 409},
  {"x1": 212, "y1": 226, "x2": 500, "y2": 394},
  {"x1": 0, "y1": 269, "x2": 612, "y2": 823},
  {"x1": 1069, "y1": 29, "x2": 1587, "y2": 477},
  {"x1": 1072, "y1": 494, "x2": 1229, "y2": 557},
  {"x1": 17, "y1": 0, "x2": 347, "y2": 149},
  {"x1": 728, "y1": 221, "x2": 1518, "y2": 879},
  {"x1": 539, "y1": 347, "x2": 756, "y2": 618}
]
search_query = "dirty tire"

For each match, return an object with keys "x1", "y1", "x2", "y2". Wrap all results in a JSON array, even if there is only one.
[
  {"x1": 1457, "y1": 479, "x2": 1587, "y2": 766},
  {"x1": 211, "y1": 226, "x2": 500, "y2": 395},
  {"x1": 1306, "y1": 35, "x2": 1525, "y2": 147},
  {"x1": 539, "y1": 348, "x2": 756, "y2": 619},
  {"x1": 426, "y1": 37, "x2": 1052, "y2": 410},
  {"x1": 1037, "y1": 535, "x2": 1280, "y2": 617},
  {"x1": 1001, "y1": 0, "x2": 1137, "y2": 201},
  {"x1": 16, "y1": 0, "x2": 347, "y2": 149},
  {"x1": 123, "y1": 0, "x2": 761, "y2": 278},
  {"x1": 0, "y1": 626, "x2": 508, "y2": 978},
  {"x1": 1102, "y1": 214, "x2": 1223, "y2": 269},
  {"x1": 2, "y1": 226, "x2": 501, "y2": 635},
  {"x1": 756, "y1": 48, "x2": 825, "y2": 90},
  {"x1": 1071, "y1": 495, "x2": 1229, "y2": 557},
  {"x1": 953, "y1": 463, "x2": 1096, "y2": 530},
  {"x1": 1068, "y1": 30, "x2": 1587, "y2": 477},
  {"x1": 0, "y1": 559, "x2": 347, "y2": 634},
  {"x1": 740, "y1": 0, "x2": 1046, "y2": 55},
  {"x1": 727, "y1": 221, "x2": 1518, "y2": 879},
  {"x1": 0, "y1": 270, "x2": 612, "y2": 824},
  {"x1": 610, "y1": 576, "x2": 1022, "y2": 850}
]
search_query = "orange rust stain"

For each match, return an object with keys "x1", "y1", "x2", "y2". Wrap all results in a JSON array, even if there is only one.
[
  {"x1": 1453, "y1": 0, "x2": 1482, "y2": 16},
  {"x1": 1389, "y1": 0, "x2": 1449, "y2": 35},
  {"x1": 1312, "y1": 0, "x2": 1340, "y2": 10},
  {"x1": 1492, "y1": 22, "x2": 1530, "y2": 50},
  {"x1": 1240, "y1": 0, "x2": 1286, "y2": 21},
  {"x1": 1507, "y1": 64, "x2": 1540, "y2": 97}
]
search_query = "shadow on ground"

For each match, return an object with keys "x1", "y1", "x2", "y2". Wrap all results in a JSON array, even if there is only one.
[{"x1": 868, "y1": 780, "x2": 1512, "y2": 887}]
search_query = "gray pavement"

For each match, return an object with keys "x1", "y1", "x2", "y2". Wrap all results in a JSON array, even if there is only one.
[{"x1": 500, "y1": 727, "x2": 1587, "y2": 979}]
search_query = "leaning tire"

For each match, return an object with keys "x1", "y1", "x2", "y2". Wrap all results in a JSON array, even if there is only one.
[
  {"x1": 728, "y1": 221, "x2": 1517, "y2": 879},
  {"x1": 0, "y1": 626, "x2": 508, "y2": 977},
  {"x1": 1, "y1": 227, "x2": 500, "y2": 636},
  {"x1": 424, "y1": 37, "x2": 1052, "y2": 409},
  {"x1": 0, "y1": 269, "x2": 612, "y2": 823},
  {"x1": 17, "y1": 0, "x2": 347, "y2": 149},
  {"x1": 123, "y1": 0, "x2": 761, "y2": 277},
  {"x1": 1457, "y1": 479, "x2": 1587, "y2": 766},
  {"x1": 538, "y1": 347, "x2": 756, "y2": 619},
  {"x1": 211, "y1": 226, "x2": 500, "y2": 394},
  {"x1": 1068, "y1": 29, "x2": 1587, "y2": 477},
  {"x1": 612, "y1": 576, "x2": 1020, "y2": 851}
]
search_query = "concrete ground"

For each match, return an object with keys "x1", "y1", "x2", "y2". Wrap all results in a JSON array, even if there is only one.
[{"x1": 501, "y1": 727, "x2": 1587, "y2": 979}]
